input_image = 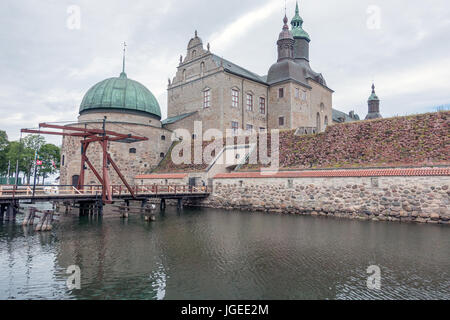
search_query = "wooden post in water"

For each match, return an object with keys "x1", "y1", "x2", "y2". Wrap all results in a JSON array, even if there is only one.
[
  {"x1": 35, "y1": 212, "x2": 47, "y2": 231},
  {"x1": 28, "y1": 208, "x2": 36, "y2": 226},
  {"x1": 22, "y1": 208, "x2": 32, "y2": 226},
  {"x1": 42, "y1": 211, "x2": 53, "y2": 231},
  {"x1": 144, "y1": 204, "x2": 156, "y2": 222},
  {"x1": 5, "y1": 203, "x2": 16, "y2": 222},
  {"x1": 177, "y1": 198, "x2": 183, "y2": 210},
  {"x1": 0, "y1": 204, "x2": 5, "y2": 221},
  {"x1": 160, "y1": 199, "x2": 166, "y2": 211}
]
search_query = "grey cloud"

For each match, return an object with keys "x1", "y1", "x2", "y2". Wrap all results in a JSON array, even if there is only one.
[{"x1": 0, "y1": 0, "x2": 449, "y2": 141}]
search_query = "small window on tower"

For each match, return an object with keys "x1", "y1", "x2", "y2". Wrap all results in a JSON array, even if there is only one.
[
  {"x1": 161, "y1": 135, "x2": 166, "y2": 141},
  {"x1": 278, "y1": 88, "x2": 284, "y2": 98},
  {"x1": 160, "y1": 153, "x2": 165, "y2": 158},
  {"x1": 279, "y1": 116, "x2": 285, "y2": 126},
  {"x1": 295, "y1": 88, "x2": 300, "y2": 98},
  {"x1": 129, "y1": 148, "x2": 136, "y2": 154}
]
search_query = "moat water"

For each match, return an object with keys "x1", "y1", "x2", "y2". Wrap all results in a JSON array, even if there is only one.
[{"x1": 0, "y1": 205, "x2": 449, "y2": 300}]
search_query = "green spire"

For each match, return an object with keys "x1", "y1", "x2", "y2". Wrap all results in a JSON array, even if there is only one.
[
  {"x1": 291, "y1": 1, "x2": 310, "y2": 42},
  {"x1": 368, "y1": 83, "x2": 379, "y2": 101}
]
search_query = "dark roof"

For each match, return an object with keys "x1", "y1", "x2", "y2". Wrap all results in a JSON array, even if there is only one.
[
  {"x1": 211, "y1": 54, "x2": 268, "y2": 85},
  {"x1": 332, "y1": 109, "x2": 360, "y2": 123},
  {"x1": 161, "y1": 111, "x2": 197, "y2": 125}
]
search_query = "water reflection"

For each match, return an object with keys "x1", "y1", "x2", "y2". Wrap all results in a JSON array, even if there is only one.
[{"x1": 0, "y1": 206, "x2": 449, "y2": 300}]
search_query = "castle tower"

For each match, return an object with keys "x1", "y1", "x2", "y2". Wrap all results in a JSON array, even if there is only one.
[
  {"x1": 365, "y1": 83, "x2": 382, "y2": 120},
  {"x1": 291, "y1": 1, "x2": 310, "y2": 63},
  {"x1": 277, "y1": 15, "x2": 295, "y2": 61}
]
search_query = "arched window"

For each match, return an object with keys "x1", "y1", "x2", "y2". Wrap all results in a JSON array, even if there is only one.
[
  {"x1": 200, "y1": 62, "x2": 205, "y2": 77},
  {"x1": 320, "y1": 103, "x2": 325, "y2": 112},
  {"x1": 324, "y1": 116, "x2": 329, "y2": 128},
  {"x1": 161, "y1": 135, "x2": 166, "y2": 141},
  {"x1": 316, "y1": 113, "x2": 321, "y2": 133},
  {"x1": 192, "y1": 50, "x2": 197, "y2": 58},
  {"x1": 129, "y1": 148, "x2": 136, "y2": 154},
  {"x1": 160, "y1": 153, "x2": 165, "y2": 158},
  {"x1": 182, "y1": 69, "x2": 186, "y2": 81}
]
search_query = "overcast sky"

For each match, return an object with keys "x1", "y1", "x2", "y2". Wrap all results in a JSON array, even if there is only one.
[{"x1": 1, "y1": 0, "x2": 449, "y2": 144}]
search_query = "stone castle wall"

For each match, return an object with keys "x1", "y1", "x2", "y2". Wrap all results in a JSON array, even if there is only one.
[{"x1": 188, "y1": 174, "x2": 450, "y2": 224}]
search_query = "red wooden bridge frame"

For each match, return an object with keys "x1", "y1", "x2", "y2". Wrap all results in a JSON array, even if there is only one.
[{"x1": 21, "y1": 121, "x2": 148, "y2": 204}]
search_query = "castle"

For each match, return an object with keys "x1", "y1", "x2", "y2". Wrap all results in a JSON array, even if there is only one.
[
  {"x1": 166, "y1": 2, "x2": 332, "y2": 135},
  {"x1": 60, "y1": 2, "x2": 381, "y2": 186}
]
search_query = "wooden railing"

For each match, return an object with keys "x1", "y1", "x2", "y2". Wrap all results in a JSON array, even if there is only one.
[{"x1": 0, "y1": 184, "x2": 209, "y2": 198}]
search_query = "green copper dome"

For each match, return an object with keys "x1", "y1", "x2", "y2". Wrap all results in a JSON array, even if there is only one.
[
  {"x1": 79, "y1": 72, "x2": 161, "y2": 119},
  {"x1": 368, "y1": 84, "x2": 379, "y2": 101},
  {"x1": 291, "y1": 2, "x2": 310, "y2": 42}
]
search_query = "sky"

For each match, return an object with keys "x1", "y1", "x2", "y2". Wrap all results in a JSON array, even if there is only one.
[{"x1": 0, "y1": 0, "x2": 449, "y2": 144}]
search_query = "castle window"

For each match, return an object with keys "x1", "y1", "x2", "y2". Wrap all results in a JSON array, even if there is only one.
[
  {"x1": 182, "y1": 69, "x2": 186, "y2": 81},
  {"x1": 246, "y1": 124, "x2": 253, "y2": 132},
  {"x1": 295, "y1": 88, "x2": 300, "y2": 98},
  {"x1": 203, "y1": 89, "x2": 211, "y2": 108},
  {"x1": 192, "y1": 50, "x2": 197, "y2": 58},
  {"x1": 231, "y1": 89, "x2": 239, "y2": 108},
  {"x1": 129, "y1": 148, "x2": 136, "y2": 154},
  {"x1": 62, "y1": 155, "x2": 65, "y2": 166},
  {"x1": 161, "y1": 135, "x2": 166, "y2": 141},
  {"x1": 160, "y1": 153, "x2": 165, "y2": 158},
  {"x1": 231, "y1": 121, "x2": 239, "y2": 135},
  {"x1": 259, "y1": 97, "x2": 266, "y2": 114},
  {"x1": 246, "y1": 94, "x2": 253, "y2": 111},
  {"x1": 320, "y1": 103, "x2": 325, "y2": 112},
  {"x1": 200, "y1": 62, "x2": 205, "y2": 77},
  {"x1": 302, "y1": 91, "x2": 307, "y2": 101},
  {"x1": 278, "y1": 88, "x2": 284, "y2": 98},
  {"x1": 324, "y1": 116, "x2": 329, "y2": 128},
  {"x1": 316, "y1": 113, "x2": 321, "y2": 132},
  {"x1": 259, "y1": 127, "x2": 266, "y2": 132},
  {"x1": 279, "y1": 116, "x2": 285, "y2": 126}
]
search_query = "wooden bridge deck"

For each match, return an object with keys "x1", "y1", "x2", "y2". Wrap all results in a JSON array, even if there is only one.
[{"x1": 0, "y1": 185, "x2": 210, "y2": 203}]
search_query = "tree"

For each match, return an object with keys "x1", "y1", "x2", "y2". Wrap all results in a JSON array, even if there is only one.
[
  {"x1": 39, "y1": 143, "x2": 60, "y2": 184},
  {"x1": 0, "y1": 130, "x2": 8, "y2": 175},
  {"x1": 22, "y1": 135, "x2": 45, "y2": 184}
]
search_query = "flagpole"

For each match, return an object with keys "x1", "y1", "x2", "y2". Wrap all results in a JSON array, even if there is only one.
[
  {"x1": 7, "y1": 160, "x2": 10, "y2": 182},
  {"x1": 32, "y1": 150, "x2": 38, "y2": 198}
]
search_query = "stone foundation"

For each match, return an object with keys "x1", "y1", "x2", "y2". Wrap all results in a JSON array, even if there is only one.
[{"x1": 186, "y1": 174, "x2": 450, "y2": 224}]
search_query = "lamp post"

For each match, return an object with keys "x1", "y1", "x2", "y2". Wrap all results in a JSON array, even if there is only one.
[{"x1": 32, "y1": 150, "x2": 38, "y2": 197}]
